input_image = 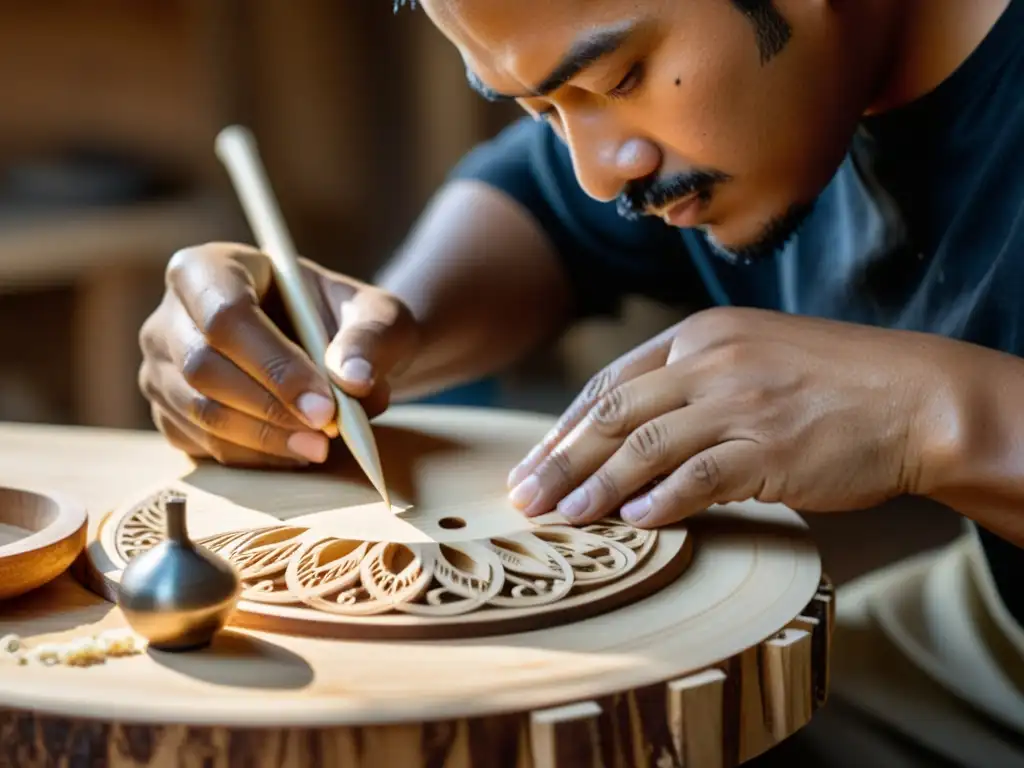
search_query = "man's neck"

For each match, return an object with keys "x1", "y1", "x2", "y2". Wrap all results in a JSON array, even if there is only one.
[{"x1": 864, "y1": 0, "x2": 1012, "y2": 115}]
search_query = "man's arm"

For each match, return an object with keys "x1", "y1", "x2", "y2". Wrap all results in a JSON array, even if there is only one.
[
  {"x1": 372, "y1": 117, "x2": 708, "y2": 401},
  {"x1": 137, "y1": 119, "x2": 703, "y2": 466},
  {"x1": 376, "y1": 177, "x2": 573, "y2": 399},
  {"x1": 917, "y1": 340, "x2": 1024, "y2": 548}
]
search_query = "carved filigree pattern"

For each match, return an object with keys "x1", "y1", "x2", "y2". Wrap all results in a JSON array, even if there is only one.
[
  {"x1": 114, "y1": 491, "x2": 658, "y2": 618},
  {"x1": 115, "y1": 489, "x2": 179, "y2": 560}
]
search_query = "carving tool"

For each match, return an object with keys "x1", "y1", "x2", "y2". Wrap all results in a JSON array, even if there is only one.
[{"x1": 214, "y1": 125, "x2": 391, "y2": 507}]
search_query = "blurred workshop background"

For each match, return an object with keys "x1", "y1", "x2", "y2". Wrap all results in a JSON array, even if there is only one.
[
  {"x1": 0, "y1": 1, "x2": 962, "y2": 588},
  {"x1": 0, "y1": 0, "x2": 681, "y2": 432}
]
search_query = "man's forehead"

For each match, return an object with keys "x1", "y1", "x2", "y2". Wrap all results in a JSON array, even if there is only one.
[
  {"x1": 422, "y1": 0, "x2": 581, "y2": 40},
  {"x1": 421, "y1": 0, "x2": 637, "y2": 97}
]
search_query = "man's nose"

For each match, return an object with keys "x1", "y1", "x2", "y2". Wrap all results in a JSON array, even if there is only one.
[{"x1": 564, "y1": 117, "x2": 661, "y2": 202}]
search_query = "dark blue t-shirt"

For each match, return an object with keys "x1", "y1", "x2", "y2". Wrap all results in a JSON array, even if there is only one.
[{"x1": 451, "y1": 0, "x2": 1024, "y2": 623}]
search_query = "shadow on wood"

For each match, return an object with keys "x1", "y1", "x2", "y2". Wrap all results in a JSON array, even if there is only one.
[{"x1": 146, "y1": 629, "x2": 314, "y2": 691}]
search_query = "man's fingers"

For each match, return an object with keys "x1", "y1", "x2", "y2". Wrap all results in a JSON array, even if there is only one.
[
  {"x1": 359, "y1": 379, "x2": 393, "y2": 420},
  {"x1": 150, "y1": 403, "x2": 206, "y2": 458},
  {"x1": 507, "y1": 328, "x2": 678, "y2": 490},
  {"x1": 546, "y1": 403, "x2": 726, "y2": 524},
  {"x1": 166, "y1": 309, "x2": 313, "y2": 430},
  {"x1": 508, "y1": 366, "x2": 691, "y2": 517},
  {"x1": 153, "y1": 362, "x2": 330, "y2": 464},
  {"x1": 166, "y1": 242, "x2": 273, "y2": 298},
  {"x1": 620, "y1": 440, "x2": 765, "y2": 528},
  {"x1": 143, "y1": 342, "x2": 272, "y2": 465},
  {"x1": 325, "y1": 290, "x2": 417, "y2": 398},
  {"x1": 152, "y1": 404, "x2": 308, "y2": 468},
  {"x1": 509, "y1": 367, "x2": 621, "y2": 492},
  {"x1": 167, "y1": 246, "x2": 336, "y2": 432}
]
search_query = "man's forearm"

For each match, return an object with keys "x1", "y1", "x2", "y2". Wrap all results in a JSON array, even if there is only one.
[
  {"x1": 917, "y1": 341, "x2": 1024, "y2": 546},
  {"x1": 375, "y1": 179, "x2": 574, "y2": 400}
]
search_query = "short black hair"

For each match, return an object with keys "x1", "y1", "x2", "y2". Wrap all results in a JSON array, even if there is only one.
[{"x1": 393, "y1": 0, "x2": 790, "y2": 63}]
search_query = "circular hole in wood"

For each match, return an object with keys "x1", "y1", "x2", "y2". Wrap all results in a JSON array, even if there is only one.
[{"x1": 438, "y1": 516, "x2": 467, "y2": 530}]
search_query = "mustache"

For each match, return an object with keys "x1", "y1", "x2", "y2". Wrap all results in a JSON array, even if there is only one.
[{"x1": 616, "y1": 169, "x2": 731, "y2": 221}]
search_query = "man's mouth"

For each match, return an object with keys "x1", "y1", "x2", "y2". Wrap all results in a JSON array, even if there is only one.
[{"x1": 653, "y1": 192, "x2": 705, "y2": 228}]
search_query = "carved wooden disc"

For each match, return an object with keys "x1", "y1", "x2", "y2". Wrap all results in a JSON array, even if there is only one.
[{"x1": 87, "y1": 406, "x2": 692, "y2": 639}]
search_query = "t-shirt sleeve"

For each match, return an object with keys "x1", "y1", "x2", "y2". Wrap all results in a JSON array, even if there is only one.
[{"x1": 448, "y1": 116, "x2": 713, "y2": 319}]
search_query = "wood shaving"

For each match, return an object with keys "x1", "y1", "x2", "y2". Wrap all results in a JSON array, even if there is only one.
[{"x1": 0, "y1": 629, "x2": 147, "y2": 668}]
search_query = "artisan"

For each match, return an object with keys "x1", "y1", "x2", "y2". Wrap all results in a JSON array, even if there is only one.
[{"x1": 139, "y1": 0, "x2": 1024, "y2": 650}]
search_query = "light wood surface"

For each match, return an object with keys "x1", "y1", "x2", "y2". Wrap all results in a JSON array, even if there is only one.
[
  {"x1": 0, "y1": 486, "x2": 87, "y2": 602},
  {"x1": 0, "y1": 405, "x2": 827, "y2": 766}
]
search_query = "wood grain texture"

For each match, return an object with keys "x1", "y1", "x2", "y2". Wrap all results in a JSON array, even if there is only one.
[
  {"x1": 668, "y1": 669, "x2": 727, "y2": 768},
  {"x1": 0, "y1": 408, "x2": 828, "y2": 765},
  {"x1": 530, "y1": 701, "x2": 605, "y2": 768},
  {"x1": 0, "y1": 595, "x2": 832, "y2": 768},
  {"x1": 762, "y1": 629, "x2": 813, "y2": 742},
  {"x1": 789, "y1": 580, "x2": 835, "y2": 710}
]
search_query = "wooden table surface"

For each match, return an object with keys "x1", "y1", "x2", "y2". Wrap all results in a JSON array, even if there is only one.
[
  {"x1": 0, "y1": 421, "x2": 194, "y2": 541},
  {"x1": 0, "y1": 415, "x2": 829, "y2": 768}
]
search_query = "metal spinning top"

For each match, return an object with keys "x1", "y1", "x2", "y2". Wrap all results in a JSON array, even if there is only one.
[{"x1": 116, "y1": 494, "x2": 241, "y2": 651}]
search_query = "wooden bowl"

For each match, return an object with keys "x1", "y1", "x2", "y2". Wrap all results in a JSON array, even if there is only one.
[{"x1": 0, "y1": 486, "x2": 87, "y2": 601}]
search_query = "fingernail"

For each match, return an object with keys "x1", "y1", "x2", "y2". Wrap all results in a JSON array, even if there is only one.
[
  {"x1": 621, "y1": 493, "x2": 652, "y2": 522},
  {"x1": 509, "y1": 475, "x2": 540, "y2": 511},
  {"x1": 297, "y1": 392, "x2": 334, "y2": 430},
  {"x1": 508, "y1": 446, "x2": 543, "y2": 488},
  {"x1": 339, "y1": 357, "x2": 373, "y2": 385},
  {"x1": 557, "y1": 486, "x2": 590, "y2": 520},
  {"x1": 507, "y1": 463, "x2": 528, "y2": 490},
  {"x1": 288, "y1": 432, "x2": 329, "y2": 463}
]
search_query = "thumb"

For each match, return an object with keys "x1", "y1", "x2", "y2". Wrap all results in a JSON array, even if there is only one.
[{"x1": 324, "y1": 289, "x2": 416, "y2": 398}]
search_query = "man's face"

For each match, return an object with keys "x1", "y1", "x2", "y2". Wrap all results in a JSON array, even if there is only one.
[{"x1": 419, "y1": 0, "x2": 867, "y2": 262}]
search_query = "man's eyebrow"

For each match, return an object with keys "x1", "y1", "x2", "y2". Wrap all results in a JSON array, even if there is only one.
[{"x1": 465, "y1": 21, "x2": 638, "y2": 102}]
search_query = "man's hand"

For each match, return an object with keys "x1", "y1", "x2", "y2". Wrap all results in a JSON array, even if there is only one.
[
  {"x1": 507, "y1": 307, "x2": 953, "y2": 527},
  {"x1": 138, "y1": 242, "x2": 418, "y2": 467}
]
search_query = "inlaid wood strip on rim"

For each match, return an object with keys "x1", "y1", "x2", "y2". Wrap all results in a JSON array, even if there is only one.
[
  {"x1": 762, "y1": 628, "x2": 813, "y2": 743},
  {"x1": 787, "y1": 613, "x2": 824, "y2": 709},
  {"x1": 668, "y1": 668, "x2": 727, "y2": 768},
  {"x1": 529, "y1": 700, "x2": 606, "y2": 768}
]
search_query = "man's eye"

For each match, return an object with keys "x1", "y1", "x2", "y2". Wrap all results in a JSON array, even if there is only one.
[{"x1": 607, "y1": 62, "x2": 645, "y2": 99}]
